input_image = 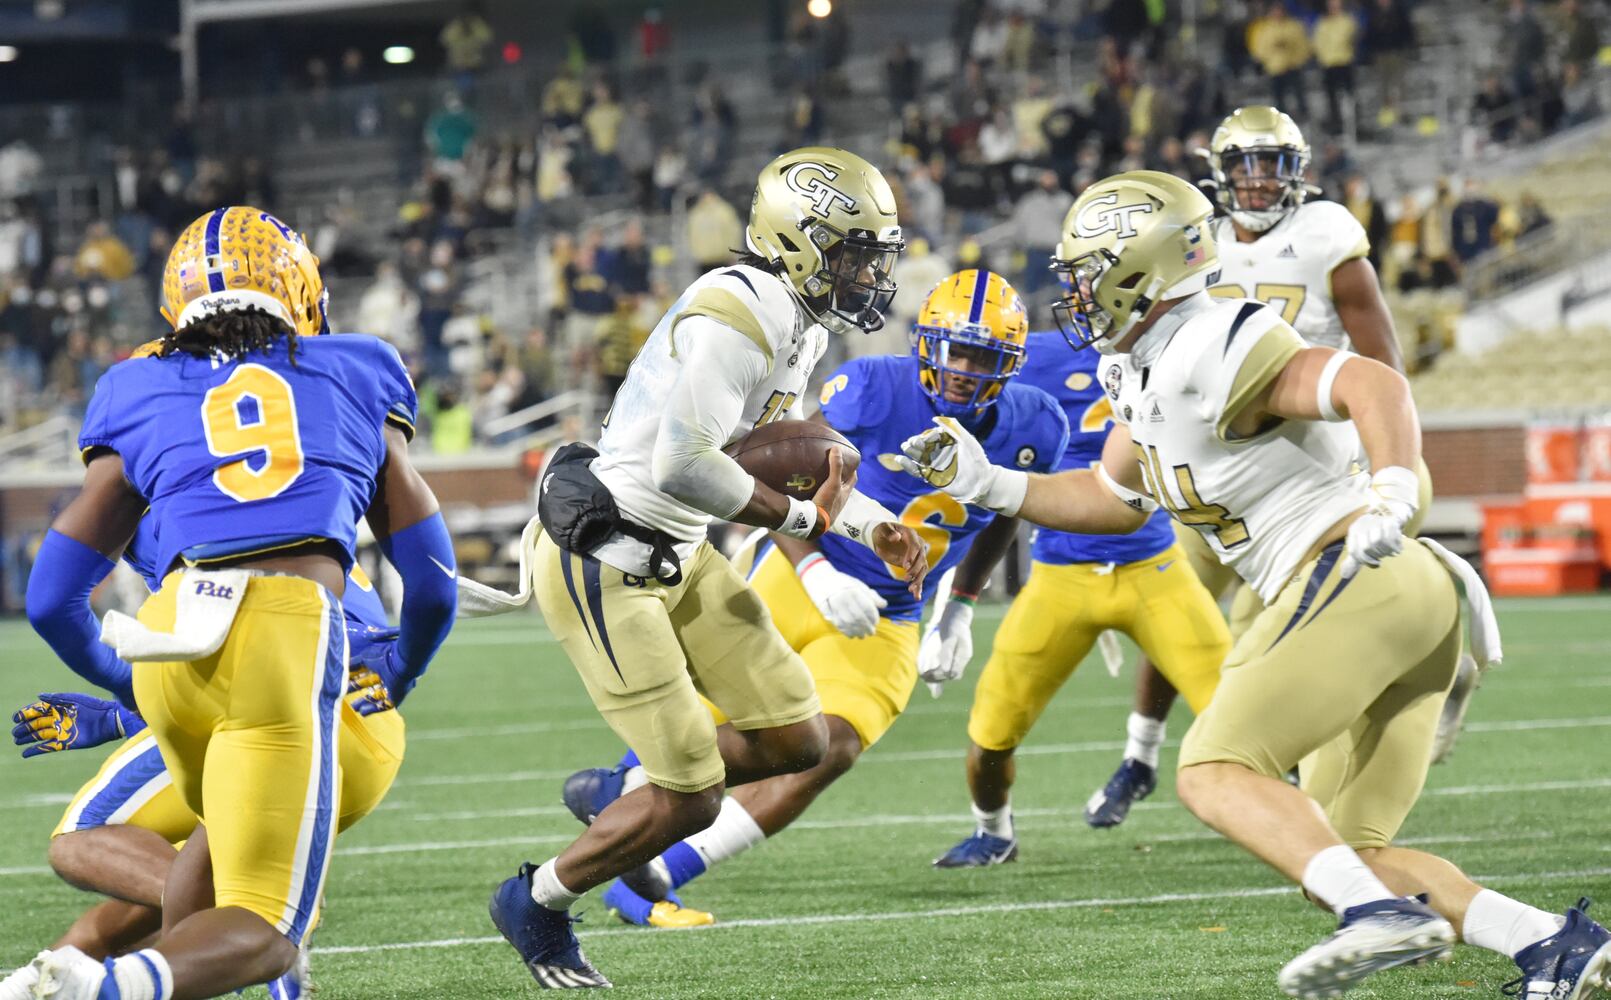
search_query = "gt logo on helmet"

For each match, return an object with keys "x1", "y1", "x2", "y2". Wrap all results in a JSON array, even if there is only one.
[
  {"x1": 784, "y1": 162, "x2": 858, "y2": 217},
  {"x1": 1074, "y1": 193, "x2": 1155, "y2": 239}
]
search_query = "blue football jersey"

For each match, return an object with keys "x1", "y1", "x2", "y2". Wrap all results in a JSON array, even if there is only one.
[
  {"x1": 80, "y1": 334, "x2": 416, "y2": 579},
  {"x1": 1015, "y1": 330, "x2": 1175, "y2": 566},
  {"x1": 121, "y1": 513, "x2": 388, "y2": 629},
  {"x1": 812, "y1": 354, "x2": 1069, "y2": 622}
]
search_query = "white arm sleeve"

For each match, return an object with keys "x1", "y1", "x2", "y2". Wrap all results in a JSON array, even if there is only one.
[{"x1": 650, "y1": 317, "x2": 765, "y2": 520}]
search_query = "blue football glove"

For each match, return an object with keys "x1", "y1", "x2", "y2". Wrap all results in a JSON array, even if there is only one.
[
  {"x1": 12, "y1": 692, "x2": 146, "y2": 759},
  {"x1": 345, "y1": 623, "x2": 406, "y2": 716}
]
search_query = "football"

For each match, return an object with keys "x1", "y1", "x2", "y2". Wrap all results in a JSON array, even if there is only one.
[{"x1": 724, "y1": 419, "x2": 861, "y2": 500}]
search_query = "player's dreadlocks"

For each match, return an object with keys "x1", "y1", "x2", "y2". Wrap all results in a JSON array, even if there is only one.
[{"x1": 158, "y1": 307, "x2": 300, "y2": 364}]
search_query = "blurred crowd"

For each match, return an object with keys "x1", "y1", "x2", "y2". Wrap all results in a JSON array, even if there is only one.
[{"x1": 0, "y1": 0, "x2": 1605, "y2": 449}]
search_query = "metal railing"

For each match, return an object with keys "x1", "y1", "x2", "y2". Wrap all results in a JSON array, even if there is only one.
[
  {"x1": 1462, "y1": 209, "x2": 1611, "y2": 305},
  {"x1": 0, "y1": 414, "x2": 78, "y2": 472}
]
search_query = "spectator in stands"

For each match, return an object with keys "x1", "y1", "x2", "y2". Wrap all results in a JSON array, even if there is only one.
[
  {"x1": 1451, "y1": 179, "x2": 1501, "y2": 264},
  {"x1": 1010, "y1": 170, "x2": 1072, "y2": 296},
  {"x1": 652, "y1": 144, "x2": 686, "y2": 213},
  {"x1": 536, "y1": 126, "x2": 575, "y2": 205},
  {"x1": 1364, "y1": 0, "x2": 1414, "y2": 125},
  {"x1": 1003, "y1": 12, "x2": 1039, "y2": 73},
  {"x1": 563, "y1": 229, "x2": 615, "y2": 350},
  {"x1": 512, "y1": 325, "x2": 557, "y2": 411},
  {"x1": 73, "y1": 223, "x2": 134, "y2": 283},
  {"x1": 1473, "y1": 71, "x2": 1518, "y2": 144},
  {"x1": 782, "y1": 87, "x2": 824, "y2": 151},
  {"x1": 886, "y1": 42, "x2": 922, "y2": 108},
  {"x1": 691, "y1": 84, "x2": 737, "y2": 183},
  {"x1": 423, "y1": 380, "x2": 474, "y2": 454},
  {"x1": 441, "y1": 2, "x2": 495, "y2": 93},
  {"x1": 1516, "y1": 191, "x2": 1553, "y2": 238},
  {"x1": 1012, "y1": 76, "x2": 1053, "y2": 160},
  {"x1": 978, "y1": 105, "x2": 1018, "y2": 207},
  {"x1": 541, "y1": 66, "x2": 586, "y2": 129},
  {"x1": 416, "y1": 239, "x2": 464, "y2": 377},
  {"x1": 1418, "y1": 180, "x2": 1460, "y2": 287},
  {"x1": 596, "y1": 295, "x2": 650, "y2": 400},
  {"x1": 357, "y1": 260, "x2": 421, "y2": 351},
  {"x1": 1250, "y1": 2, "x2": 1312, "y2": 117},
  {"x1": 582, "y1": 82, "x2": 625, "y2": 195},
  {"x1": 617, "y1": 100, "x2": 657, "y2": 211},
  {"x1": 1505, "y1": 0, "x2": 1548, "y2": 98},
  {"x1": 902, "y1": 160, "x2": 947, "y2": 243},
  {"x1": 970, "y1": 6, "x2": 1009, "y2": 66},
  {"x1": 426, "y1": 92, "x2": 478, "y2": 173},
  {"x1": 1040, "y1": 97, "x2": 1086, "y2": 186},
  {"x1": 1561, "y1": 0, "x2": 1601, "y2": 74},
  {"x1": 1341, "y1": 173, "x2": 1388, "y2": 267},
  {"x1": 45, "y1": 327, "x2": 96, "y2": 413},
  {"x1": 1560, "y1": 60, "x2": 1604, "y2": 126},
  {"x1": 1313, "y1": 0, "x2": 1360, "y2": 134},
  {"x1": 606, "y1": 218, "x2": 651, "y2": 296},
  {"x1": 686, "y1": 187, "x2": 741, "y2": 270}
]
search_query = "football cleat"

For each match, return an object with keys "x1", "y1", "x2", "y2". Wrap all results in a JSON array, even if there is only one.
[
  {"x1": 0, "y1": 957, "x2": 41, "y2": 1000},
  {"x1": 933, "y1": 830, "x2": 1019, "y2": 868},
  {"x1": 1085, "y1": 758, "x2": 1157, "y2": 828},
  {"x1": 1277, "y1": 896, "x2": 1455, "y2": 999},
  {"x1": 602, "y1": 880, "x2": 715, "y2": 928},
  {"x1": 24, "y1": 947, "x2": 107, "y2": 1000},
  {"x1": 1430, "y1": 652, "x2": 1481, "y2": 765},
  {"x1": 489, "y1": 863, "x2": 613, "y2": 989},
  {"x1": 1504, "y1": 897, "x2": 1611, "y2": 1000},
  {"x1": 561, "y1": 766, "x2": 629, "y2": 826}
]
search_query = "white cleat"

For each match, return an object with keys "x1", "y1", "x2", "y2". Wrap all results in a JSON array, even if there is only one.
[
  {"x1": 1431, "y1": 652, "x2": 1481, "y2": 765},
  {"x1": 28, "y1": 947, "x2": 107, "y2": 1000},
  {"x1": 0, "y1": 957, "x2": 43, "y2": 1000},
  {"x1": 1278, "y1": 898, "x2": 1455, "y2": 999}
]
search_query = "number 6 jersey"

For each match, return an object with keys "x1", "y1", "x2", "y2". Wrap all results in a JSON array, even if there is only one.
[
  {"x1": 1098, "y1": 294, "x2": 1370, "y2": 602},
  {"x1": 78, "y1": 334, "x2": 417, "y2": 578}
]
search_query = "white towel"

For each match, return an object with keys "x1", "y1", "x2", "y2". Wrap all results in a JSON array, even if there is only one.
[
  {"x1": 455, "y1": 517, "x2": 541, "y2": 618},
  {"x1": 1419, "y1": 537, "x2": 1504, "y2": 670},
  {"x1": 1097, "y1": 630, "x2": 1126, "y2": 678},
  {"x1": 100, "y1": 568, "x2": 251, "y2": 662}
]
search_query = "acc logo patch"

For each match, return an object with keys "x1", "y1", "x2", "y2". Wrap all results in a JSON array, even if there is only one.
[
  {"x1": 784, "y1": 162, "x2": 857, "y2": 217},
  {"x1": 1065, "y1": 371, "x2": 1093, "y2": 392},
  {"x1": 1015, "y1": 446, "x2": 1037, "y2": 468},
  {"x1": 1074, "y1": 192, "x2": 1156, "y2": 240},
  {"x1": 1103, "y1": 364, "x2": 1123, "y2": 400}
]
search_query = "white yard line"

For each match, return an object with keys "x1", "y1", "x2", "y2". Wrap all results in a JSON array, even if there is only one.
[{"x1": 311, "y1": 864, "x2": 1611, "y2": 956}]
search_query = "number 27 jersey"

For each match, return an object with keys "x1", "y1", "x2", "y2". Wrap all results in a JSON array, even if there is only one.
[{"x1": 78, "y1": 334, "x2": 417, "y2": 579}]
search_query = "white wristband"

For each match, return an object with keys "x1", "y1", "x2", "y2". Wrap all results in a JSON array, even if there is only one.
[
  {"x1": 1097, "y1": 463, "x2": 1159, "y2": 513},
  {"x1": 829, "y1": 490, "x2": 898, "y2": 547},
  {"x1": 979, "y1": 467, "x2": 1029, "y2": 516},
  {"x1": 1315, "y1": 351, "x2": 1353, "y2": 422},
  {"x1": 778, "y1": 495, "x2": 820, "y2": 540},
  {"x1": 1369, "y1": 465, "x2": 1420, "y2": 510}
]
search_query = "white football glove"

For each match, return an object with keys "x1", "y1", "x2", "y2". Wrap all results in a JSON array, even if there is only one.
[
  {"x1": 798, "y1": 555, "x2": 886, "y2": 638},
  {"x1": 1340, "y1": 466, "x2": 1420, "y2": 579},
  {"x1": 920, "y1": 595, "x2": 975, "y2": 697},
  {"x1": 896, "y1": 416, "x2": 1028, "y2": 515}
]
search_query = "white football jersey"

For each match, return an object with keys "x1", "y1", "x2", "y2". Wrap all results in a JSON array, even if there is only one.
[
  {"x1": 1207, "y1": 200, "x2": 1369, "y2": 350},
  {"x1": 591, "y1": 264, "x2": 827, "y2": 553},
  {"x1": 1099, "y1": 295, "x2": 1371, "y2": 602}
]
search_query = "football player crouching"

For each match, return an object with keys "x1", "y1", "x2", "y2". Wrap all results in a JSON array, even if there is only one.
[{"x1": 560, "y1": 269, "x2": 1070, "y2": 926}]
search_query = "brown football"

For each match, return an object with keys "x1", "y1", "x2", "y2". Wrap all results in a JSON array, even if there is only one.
[{"x1": 724, "y1": 419, "x2": 861, "y2": 500}]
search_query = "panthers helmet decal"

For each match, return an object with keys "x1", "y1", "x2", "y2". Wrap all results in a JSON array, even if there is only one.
[
  {"x1": 746, "y1": 146, "x2": 905, "y2": 336},
  {"x1": 912, "y1": 269, "x2": 1029, "y2": 417},
  {"x1": 1207, "y1": 106, "x2": 1312, "y2": 233},
  {"x1": 161, "y1": 206, "x2": 328, "y2": 338},
  {"x1": 1050, "y1": 171, "x2": 1218, "y2": 354}
]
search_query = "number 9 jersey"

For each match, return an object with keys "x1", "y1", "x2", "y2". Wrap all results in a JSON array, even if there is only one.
[{"x1": 78, "y1": 334, "x2": 417, "y2": 576}]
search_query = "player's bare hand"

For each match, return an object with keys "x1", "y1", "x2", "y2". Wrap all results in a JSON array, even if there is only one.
[
  {"x1": 872, "y1": 522, "x2": 929, "y2": 597},
  {"x1": 811, "y1": 447, "x2": 858, "y2": 524}
]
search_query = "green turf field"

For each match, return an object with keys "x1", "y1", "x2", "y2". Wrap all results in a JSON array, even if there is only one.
[{"x1": 0, "y1": 595, "x2": 1607, "y2": 999}]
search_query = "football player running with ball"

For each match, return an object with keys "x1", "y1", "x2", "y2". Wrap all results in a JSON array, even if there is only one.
[
  {"x1": 1088, "y1": 105, "x2": 1476, "y2": 828},
  {"x1": 898, "y1": 171, "x2": 1609, "y2": 1000},
  {"x1": 490, "y1": 147, "x2": 928, "y2": 989},
  {"x1": 564, "y1": 269, "x2": 1069, "y2": 924}
]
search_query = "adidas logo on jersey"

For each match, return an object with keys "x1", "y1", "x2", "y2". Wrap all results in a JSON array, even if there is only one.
[
  {"x1": 1147, "y1": 402, "x2": 1164, "y2": 423},
  {"x1": 1277, "y1": 244, "x2": 1298, "y2": 259}
]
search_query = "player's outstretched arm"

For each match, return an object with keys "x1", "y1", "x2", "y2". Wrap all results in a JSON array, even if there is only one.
[
  {"x1": 25, "y1": 453, "x2": 147, "y2": 707},
  {"x1": 898, "y1": 417, "x2": 1149, "y2": 536},
  {"x1": 1332, "y1": 258, "x2": 1405, "y2": 373},
  {"x1": 364, "y1": 425, "x2": 457, "y2": 707}
]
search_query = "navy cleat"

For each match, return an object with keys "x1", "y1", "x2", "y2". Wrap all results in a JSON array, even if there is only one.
[
  {"x1": 562, "y1": 766, "x2": 628, "y2": 826},
  {"x1": 1085, "y1": 758, "x2": 1157, "y2": 828},
  {"x1": 1277, "y1": 896, "x2": 1454, "y2": 999},
  {"x1": 489, "y1": 863, "x2": 613, "y2": 989},
  {"x1": 1504, "y1": 898, "x2": 1611, "y2": 1000},
  {"x1": 933, "y1": 830, "x2": 1019, "y2": 868}
]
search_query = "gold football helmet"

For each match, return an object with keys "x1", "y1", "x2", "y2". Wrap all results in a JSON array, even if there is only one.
[
  {"x1": 913, "y1": 269, "x2": 1028, "y2": 416},
  {"x1": 1207, "y1": 106, "x2": 1312, "y2": 233},
  {"x1": 1050, "y1": 171, "x2": 1219, "y2": 354},
  {"x1": 160, "y1": 206, "x2": 328, "y2": 338},
  {"x1": 745, "y1": 146, "x2": 905, "y2": 335}
]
